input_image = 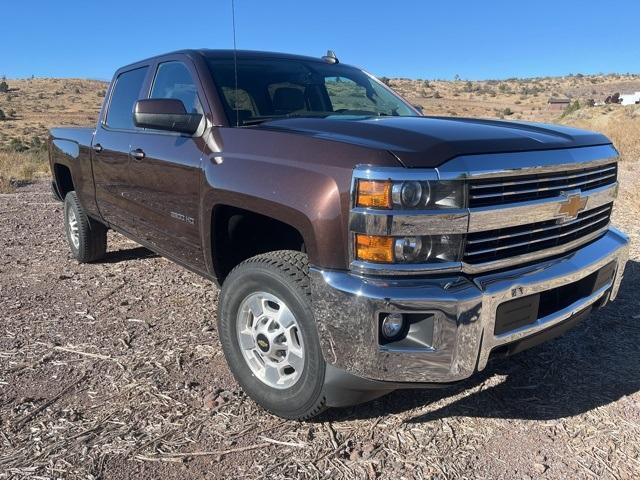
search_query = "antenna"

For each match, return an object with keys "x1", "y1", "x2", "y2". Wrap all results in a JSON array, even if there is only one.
[
  {"x1": 231, "y1": 0, "x2": 239, "y2": 126},
  {"x1": 322, "y1": 50, "x2": 339, "y2": 64}
]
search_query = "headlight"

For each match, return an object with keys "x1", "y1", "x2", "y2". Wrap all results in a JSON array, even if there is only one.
[
  {"x1": 392, "y1": 181, "x2": 425, "y2": 208},
  {"x1": 356, "y1": 179, "x2": 464, "y2": 209},
  {"x1": 356, "y1": 234, "x2": 464, "y2": 264}
]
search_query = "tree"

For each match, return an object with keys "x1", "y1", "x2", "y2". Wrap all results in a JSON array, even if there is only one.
[{"x1": 0, "y1": 81, "x2": 9, "y2": 93}]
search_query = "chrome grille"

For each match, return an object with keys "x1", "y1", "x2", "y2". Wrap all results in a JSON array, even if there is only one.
[
  {"x1": 469, "y1": 163, "x2": 617, "y2": 208},
  {"x1": 464, "y1": 203, "x2": 612, "y2": 265}
]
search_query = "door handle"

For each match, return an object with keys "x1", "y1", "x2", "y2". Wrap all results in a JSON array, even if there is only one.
[
  {"x1": 129, "y1": 148, "x2": 145, "y2": 160},
  {"x1": 92, "y1": 143, "x2": 103, "y2": 153}
]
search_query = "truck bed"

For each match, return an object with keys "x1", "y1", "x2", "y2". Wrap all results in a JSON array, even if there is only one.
[
  {"x1": 49, "y1": 127, "x2": 94, "y2": 148},
  {"x1": 48, "y1": 126, "x2": 97, "y2": 213}
]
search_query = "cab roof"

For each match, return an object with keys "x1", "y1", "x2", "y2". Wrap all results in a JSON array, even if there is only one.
[{"x1": 119, "y1": 49, "x2": 333, "y2": 72}]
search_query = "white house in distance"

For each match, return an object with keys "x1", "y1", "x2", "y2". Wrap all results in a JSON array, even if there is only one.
[{"x1": 620, "y1": 92, "x2": 640, "y2": 105}]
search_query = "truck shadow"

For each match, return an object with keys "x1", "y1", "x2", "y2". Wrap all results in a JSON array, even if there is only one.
[
  {"x1": 101, "y1": 246, "x2": 158, "y2": 264},
  {"x1": 322, "y1": 259, "x2": 640, "y2": 423}
]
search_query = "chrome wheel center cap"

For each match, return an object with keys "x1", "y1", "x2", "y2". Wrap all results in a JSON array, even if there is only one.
[{"x1": 256, "y1": 333, "x2": 270, "y2": 352}]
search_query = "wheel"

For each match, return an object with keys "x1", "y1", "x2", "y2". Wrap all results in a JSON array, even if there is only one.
[
  {"x1": 63, "y1": 191, "x2": 107, "y2": 263},
  {"x1": 218, "y1": 250, "x2": 327, "y2": 420}
]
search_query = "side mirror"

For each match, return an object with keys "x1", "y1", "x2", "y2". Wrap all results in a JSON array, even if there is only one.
[{"x1": 133, "y1": 99, "x2": 202, "y2": 135}]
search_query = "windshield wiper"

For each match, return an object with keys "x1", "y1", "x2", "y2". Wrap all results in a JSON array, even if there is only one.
[
  {"x1": 241, "y1": 117, "x2": 279, "y2": 126},
  {"x1": 242, "y1": 113, "x2": 330, "y2": 126}
]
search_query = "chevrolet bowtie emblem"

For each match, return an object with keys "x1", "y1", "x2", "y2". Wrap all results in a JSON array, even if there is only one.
[{"x1": 558, "y1": 193, "x2": 587, "y2": 221}]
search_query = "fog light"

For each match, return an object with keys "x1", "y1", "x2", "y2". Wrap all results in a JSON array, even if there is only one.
[{"x1": 381, "y1": 313, "x2": 404, "y2": 339}]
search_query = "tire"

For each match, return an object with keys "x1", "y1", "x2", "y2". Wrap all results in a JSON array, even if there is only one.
[
  {"x1": 218, "y1": 250, "x2": 327, "y2": 420},
  {"x1": 63, "y1": 191, "x2": 107, "y2": 263}
]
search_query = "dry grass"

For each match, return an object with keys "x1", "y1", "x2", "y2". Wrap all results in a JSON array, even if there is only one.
[
  {"x1": 561, "y1": 105, "x2": 640, "y2": 162},
  {"x1": 0, "y1": 148, "x2": 49, "y2": 193}
]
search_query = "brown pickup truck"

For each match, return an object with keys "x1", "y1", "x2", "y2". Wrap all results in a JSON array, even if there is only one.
[{"x1": 49, "y1": 49, "x2": 629, "y2": 420}]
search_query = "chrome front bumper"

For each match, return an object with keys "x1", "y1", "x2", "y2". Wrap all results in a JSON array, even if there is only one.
[{"x1": 310, "y1": 227, "x2": 629, "y2": 384}]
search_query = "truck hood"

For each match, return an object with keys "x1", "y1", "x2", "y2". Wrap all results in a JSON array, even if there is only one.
[{"x1": 258, "y1": 116, "x2": 611, "y2": 168}]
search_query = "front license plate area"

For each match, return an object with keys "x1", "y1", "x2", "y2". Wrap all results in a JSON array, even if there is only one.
[{"x1": 494, "y1": 261, "x2": 616, "y2": 336}]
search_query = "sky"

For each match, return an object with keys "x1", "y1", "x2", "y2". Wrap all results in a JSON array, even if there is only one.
[{"x1": 2, "y1": 0, "x2": 639, "y2": 81}]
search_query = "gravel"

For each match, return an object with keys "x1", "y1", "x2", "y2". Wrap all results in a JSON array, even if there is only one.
[{"x1": 1, "y1": 179, "x2": 639, "y2": 479}]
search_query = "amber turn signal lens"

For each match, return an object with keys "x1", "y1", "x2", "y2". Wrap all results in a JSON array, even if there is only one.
[
  {"x1": 355, "y1": 234, "x2": 394, "y2": 263},
  {"x1": 356, "y1": 180, "x2": 392, "y2": 208}
]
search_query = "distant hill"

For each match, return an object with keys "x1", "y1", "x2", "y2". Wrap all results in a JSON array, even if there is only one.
[
  {"x1": 0, "y1": 78, "x2": 107, "y2": 151},
  {"x1": 390, "y1": 74, "x2": 640, "y2": 122},
  {"x1": 0, "y1": 73, "x2": 638, "y2": 154}
]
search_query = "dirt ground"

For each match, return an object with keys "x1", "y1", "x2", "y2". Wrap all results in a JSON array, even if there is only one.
[{"x1": 0, "y1": 166, "x2": 638, "y2": 479}]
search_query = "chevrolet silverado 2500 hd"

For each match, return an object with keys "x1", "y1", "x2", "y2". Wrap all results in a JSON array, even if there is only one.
[{"x1": 49, "y1": 50, "x2": 629, "y2": 419}]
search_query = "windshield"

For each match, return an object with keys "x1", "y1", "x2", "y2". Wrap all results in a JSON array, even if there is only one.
[{"x1": 206, "y1": 57, "x2": 417, "y2": 126}]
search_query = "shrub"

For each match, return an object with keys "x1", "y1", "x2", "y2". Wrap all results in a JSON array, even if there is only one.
[
  {"x1": 30, "y1": 136, "x2": 44, "y2": 150},
  {"x1": 0, "y1": 81, "x2": 8, "y2": 93},
  {"x1": 0, "y1": 109, "x2": 5, "y2": 121},
  {"x1": 433, "y1": 91, "x2": 441, "y2": 99},
  {"x1": 503, "y1": 108, "x2": 514, "y2": 116},
  {"x1": 379, "y1": 77, "x2": 391, "y2": 86},
  {"x1": 562, "y1": 100, "x2": 581, "y2": 117},
  {"x1": 8, "y1": 138, "x2": 28, "y2": 152}
]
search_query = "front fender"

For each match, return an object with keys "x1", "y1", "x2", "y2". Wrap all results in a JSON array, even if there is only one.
[
  {"x1": 198, "y1": 127, "x2": 402, "y2": 280},
  {"x1": 200, "y1": 155, "x2": 345, "y2": 274}
]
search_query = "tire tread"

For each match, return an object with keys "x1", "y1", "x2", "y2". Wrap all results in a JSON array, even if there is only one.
[
  {"x1": 221, "y1": 250, "x2": 327, "y2": 420},
  {"x1": 64, "y1": 191, "x2": 107, "y2": 263}
]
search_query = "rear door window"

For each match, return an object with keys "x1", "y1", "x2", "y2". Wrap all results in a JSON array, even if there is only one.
[
  {"x1": 150, "y1": 62, "x2": 203, "y2": 114},
  {"x1": 106, "y1": 67, "x2": 149, "y2": 130}
]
